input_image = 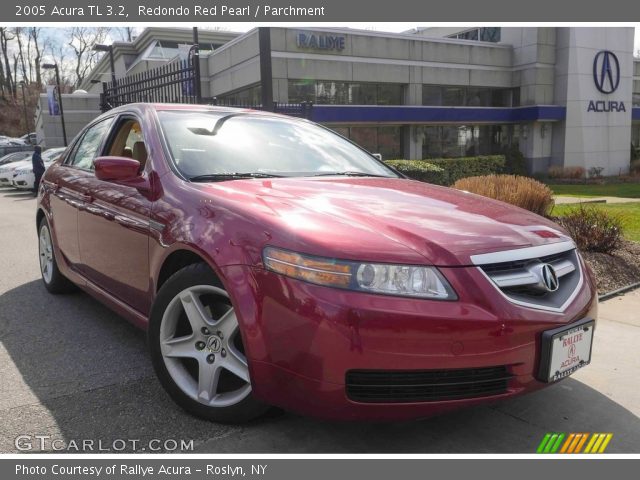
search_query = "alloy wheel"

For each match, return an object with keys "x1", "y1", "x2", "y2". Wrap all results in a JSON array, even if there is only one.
[
  {"x1": 39, "y1": 224, "x2": 54, "y2": 284},
  {"x1": 159, "y1": 285, "x2": 251, "y2": 407}
]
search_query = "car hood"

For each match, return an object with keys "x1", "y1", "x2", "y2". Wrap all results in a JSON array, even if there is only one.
[{"x1": 201, "y1": 177, "x2": 571, "y2": 266}]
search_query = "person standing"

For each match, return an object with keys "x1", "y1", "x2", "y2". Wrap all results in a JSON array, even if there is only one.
[{"x1": 32, "y1": 146, "x2": 45, "y2": 197}]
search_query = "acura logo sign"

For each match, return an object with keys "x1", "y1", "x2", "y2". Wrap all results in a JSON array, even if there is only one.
[
  {"x1": 593, "y1": 50, "x2": 620, "y2": 94},
  {"x1": 541, "y1": 264, "x2": 559, "y2": 292}
]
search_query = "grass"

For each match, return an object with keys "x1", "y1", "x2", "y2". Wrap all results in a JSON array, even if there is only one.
[
  {"x1": 549, "y1": 183, "x2": 640, "y2": 198},
  {"x1": 552, "y1": 202, "x2": 640, "y2": 243}
]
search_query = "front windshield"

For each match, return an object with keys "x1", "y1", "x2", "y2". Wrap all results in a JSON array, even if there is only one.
[{"x1": 157, "y1": 110, "x2": 398, "y2": 180}]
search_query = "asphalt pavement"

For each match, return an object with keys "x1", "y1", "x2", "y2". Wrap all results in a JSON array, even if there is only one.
[{"x1": 0, "y1": 187, "x2": 639, "y2": 453}]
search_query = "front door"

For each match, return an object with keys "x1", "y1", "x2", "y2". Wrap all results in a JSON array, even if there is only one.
[{"x1": 77, "y1": 115, "x2": 152, "y2": 315}]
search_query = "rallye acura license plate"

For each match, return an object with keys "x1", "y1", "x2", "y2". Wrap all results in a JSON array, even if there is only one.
[{"x1": 537, "y1": 318, "x2": 595, "y2": 383}]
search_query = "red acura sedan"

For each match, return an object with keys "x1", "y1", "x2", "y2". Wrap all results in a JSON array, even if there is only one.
[{"x1": 36, "y1": 104, "x2": 597, "y2": 422}]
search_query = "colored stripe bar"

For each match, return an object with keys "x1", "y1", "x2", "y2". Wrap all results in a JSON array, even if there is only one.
[
  {"x1": 574, "y1": 433, "x2": 589, "y2": 453},
  {"x1": 598, "y1": 434, "x2": 613, "y2": 453},
  {"x1": 560, "y1": 433, "x2": 575, "y2": 453},
  {"x1": 550, "y1": 433, "x2": 565, "y2": 453},
  {"x1": 568, "y1": 434, "x2": 583, "y2": 453},
  {"x1": 544, "y1": 434, "x2": 559, "y2": 453},
  {"x1": 537, "y1": 433, "x2": 552, "y2": 453},
  {"x1": 584, "y1": 433, "x2": 599, "y2": 453}
]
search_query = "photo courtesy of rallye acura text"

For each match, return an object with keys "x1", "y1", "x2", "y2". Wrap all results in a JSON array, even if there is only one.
[{"x1": 36, "y1": 103, "x2": 597, "y2": 423}]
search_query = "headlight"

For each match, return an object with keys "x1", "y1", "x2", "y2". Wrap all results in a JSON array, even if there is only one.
[{"x1": 263, "y1": 247, "x2": 457, "y2": 300}]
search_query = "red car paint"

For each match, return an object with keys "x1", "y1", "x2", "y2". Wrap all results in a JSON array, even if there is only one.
[{"x1": 37, "y1": 104, "x2": 597, "y2": 420}]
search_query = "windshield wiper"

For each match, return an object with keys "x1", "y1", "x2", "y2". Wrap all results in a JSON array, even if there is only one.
[
  {"x1": 189, "y1": 172, "x2": 284, "y2": 182},
  {"x1": 308, "y1": 171, "x2": 392, "y2": 178}
]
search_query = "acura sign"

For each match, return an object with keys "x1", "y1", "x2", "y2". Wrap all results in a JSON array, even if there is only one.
[
  {"x1": 593, "y1": 50, "x2": 620, "y2": 94},
  {"x1": 587, "y1": 50, "x2": 626, "y2": 113}
]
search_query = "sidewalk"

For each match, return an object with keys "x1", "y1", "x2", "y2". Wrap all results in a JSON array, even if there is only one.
[
  {"x1": 554, "y1": 196, "x2": 639, "y2": 205},
  {"x1": 571, "y1": 288, "x2": 640, "y2": 417}
]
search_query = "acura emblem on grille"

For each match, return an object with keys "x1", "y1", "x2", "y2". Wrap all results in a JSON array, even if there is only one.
[{"x1": 541, "y1": 264, "x2": 559, "y2": 292}]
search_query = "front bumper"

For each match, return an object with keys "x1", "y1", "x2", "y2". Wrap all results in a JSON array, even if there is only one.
[{"x1": 221, "y1": 264, "x2": 598, "y2": 420}]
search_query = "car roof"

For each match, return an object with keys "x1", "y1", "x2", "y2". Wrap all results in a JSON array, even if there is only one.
[{"x1": 104, "y1": 102, "x2": 291, "y2": 119}]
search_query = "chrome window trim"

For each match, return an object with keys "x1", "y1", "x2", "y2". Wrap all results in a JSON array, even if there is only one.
[{"x1": 470, "y1": 241, "x2": 576, "y2": 266}]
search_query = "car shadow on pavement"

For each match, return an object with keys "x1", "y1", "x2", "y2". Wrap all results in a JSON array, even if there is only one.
[
  {"x1": 3, "y1": 192, "x2": 35, "y2": 198},
  {"x1": 1, "y1": 280, "x2": 639, "y2": 453}
]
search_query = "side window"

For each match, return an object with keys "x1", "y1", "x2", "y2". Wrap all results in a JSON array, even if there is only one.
[
  {"x1": 66, "y1": 118, "x2": 113, "y2": 170},
  {"x1": 106, "y1": 118, "x2": 148, "y2": 172}
]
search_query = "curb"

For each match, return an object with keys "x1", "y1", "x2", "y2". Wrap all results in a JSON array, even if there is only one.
[{"x1": 598, "y1": 281, "x2": 640, "y2": 302}]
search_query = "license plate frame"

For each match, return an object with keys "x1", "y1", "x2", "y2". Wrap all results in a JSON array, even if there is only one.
[{"x1": 537, "y1": 318, "x2": 595, "y2": 383}]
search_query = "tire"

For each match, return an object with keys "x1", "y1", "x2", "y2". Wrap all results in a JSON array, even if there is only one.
[
  {"x1": 148, "y1": 263, "x2": 269, "y2": 423},
  {"x1": 38, "y1": 217, "x2": 77, "y2": 294}
]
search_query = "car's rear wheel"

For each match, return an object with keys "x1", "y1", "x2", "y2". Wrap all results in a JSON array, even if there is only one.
[
  {"x1": 38, "y1": 217, "x2": 76, "y2": 294},
  {"x1": 148, "y1": 263, "x2": 269, "y2": 423}
]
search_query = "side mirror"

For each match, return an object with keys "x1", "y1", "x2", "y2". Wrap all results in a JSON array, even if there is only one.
[
  {"x1": 94, "y1": 156, "x2": 141, "y2": 182},
  {"x1": 372, "y1": 153, "x2": 383, "y2": 161}
]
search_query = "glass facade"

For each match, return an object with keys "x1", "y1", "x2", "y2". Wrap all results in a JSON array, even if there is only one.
[
  {"x1": 330, "y1": 126, "x2": 403, "y2": 159},
  {"x1": 633, "y1": 80, "x2": 640, "y2": 107},
  {"x1": 448, "y1": 28, "x2": 501, "y2": 43},
  {"x1": 216, "y1": 84, "x2": 262, "y2": 104},
  {"x1": 146, "y1": 40, "x2": 224, "y2": 60},
  {"x1": 423, "y1": 85, "x2": 518, "y2": 107},
  {"x1": 421, "y1": 124, "x2": 518, "y2": 158},
  {"x1": 632, "y1": 123, "x2": 640, "y2": 149},
  {"x1": 289, "y1": 80, "x2": 404, "y2": 105}
]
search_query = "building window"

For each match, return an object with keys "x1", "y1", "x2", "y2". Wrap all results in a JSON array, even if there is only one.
[
  {"x1": 330, "y1": 126, "x2": 402, "y2": 159},
  {"x1": 422, "y1": 85, "x2": 518, "y2": 107},
  {"x1": 632, "y1": 123, "x2": 640, "y2": 149},
  {"x1": 633, "y1": 80, "x2": 640, "y2": 107},
  {"x1": 448, "y1": 28, "x2": 501, "y2": 43},
  {"x1": 216, "y1": 84, "x2": 262, "y2": 105},
  {"x1": 289, "y1": 80, "x2": 404, "y2": 105},
  {"x1": 421, "y1": 124, "x2": 517, "y2": 159}
]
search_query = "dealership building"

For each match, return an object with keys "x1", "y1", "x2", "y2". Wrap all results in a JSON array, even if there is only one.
[{"x1": 46, "y1": 26, "x2": 640, "y2": 175}]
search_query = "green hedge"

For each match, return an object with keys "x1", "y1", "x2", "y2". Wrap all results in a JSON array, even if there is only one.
[{"x1": 385, "y1": 155, "x2": 506, "y2": 186}]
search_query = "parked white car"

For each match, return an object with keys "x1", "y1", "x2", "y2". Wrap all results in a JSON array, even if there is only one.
[
  {"x1": 11, "y1": 148, "x2": 67, "y2": 190},
  {"x1": 0, "y1": 159, "x2": 31, "y2": 185},
  {"x1": 0, "y1": 150, "x2": 33, "y2": 167}
]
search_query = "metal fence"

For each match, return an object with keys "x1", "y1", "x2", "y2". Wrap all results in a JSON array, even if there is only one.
[
  {"x1": 207, "y1": 98, "x2": 314, "y2": 119},
  {"x1": 99, "y1": 44, "x2": 313, "y2": 120},
  {"x1": 101, "y1": 46, "x2": 201, "y2": 112}
]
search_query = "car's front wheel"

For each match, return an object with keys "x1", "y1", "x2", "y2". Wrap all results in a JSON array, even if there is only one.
[
  {"x1": 148, "y1": 263, "x2": 269, "y2": 423},
  {"x1": 38, "y1": 217, "x2": 76, "y2": 294}
]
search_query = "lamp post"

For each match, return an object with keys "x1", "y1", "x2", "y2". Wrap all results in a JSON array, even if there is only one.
[
  {"x1": 93, "y1": 44, "x2": 116, "y2": 84},
  {"x1": 41, "y1": 63, "x2": 67, "y2": 147},
  {"x1": 93, "y1": 43, "x2": 117, "y2": 104},
  {"x1": 18, "y1": 80, "x2": 30, "y2": 134}
]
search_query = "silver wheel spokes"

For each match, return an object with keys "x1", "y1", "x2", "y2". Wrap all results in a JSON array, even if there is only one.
[
  {"x1": 160, "y1": 285, "x2": 251, "y2": 408},
  {"x1": 39, "y1": 225, "x2": 53, "y2": 284}
]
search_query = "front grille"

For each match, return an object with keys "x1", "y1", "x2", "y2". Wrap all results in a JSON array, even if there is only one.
[
  {"x1": 480, "y1": 251, "x2": 569, "y2": 274},
  {"x1": 346, "y1": 366, "x2": 511, "y2": 403},
  {"x1": 477, "y1": 246, "x2": 581, "y2": 311}
]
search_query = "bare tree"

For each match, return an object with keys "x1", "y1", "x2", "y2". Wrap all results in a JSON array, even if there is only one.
[
  {"x1": 115, "y1": 27, "x2": 136, "y2": 42},
  {"x1": 13, "y1": 27, "x2": 29, "y2": 84},
  {"x1": 29, "y1": 27, "x2": 43, "y2": 85},
  {"x1": 0, "y1": 28, "x2": 15, "y2": 96},
  {"x1": 67, "y1": 27, "x2": 110, "y2": 88}
]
